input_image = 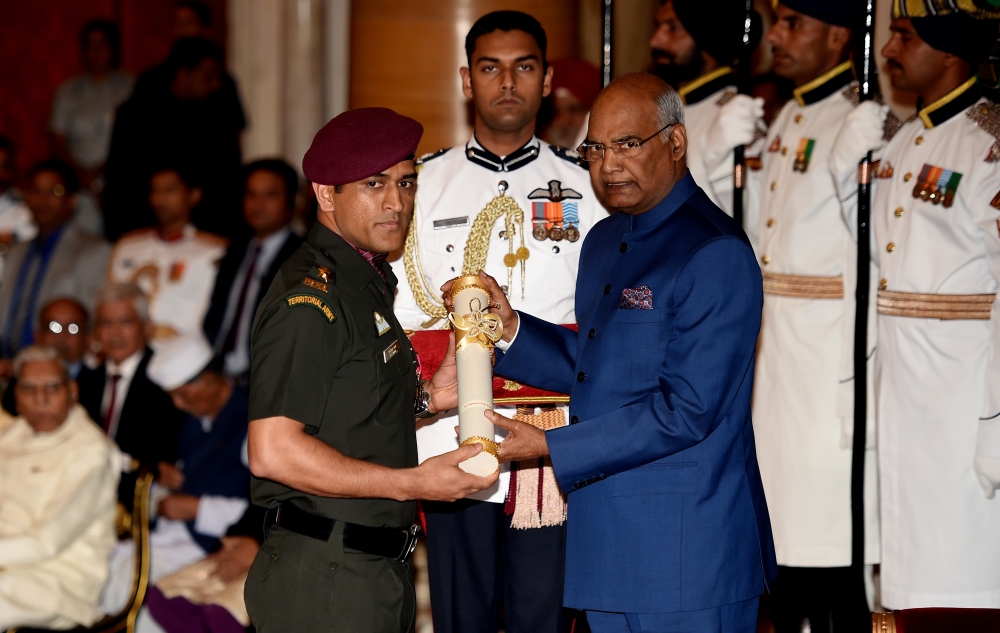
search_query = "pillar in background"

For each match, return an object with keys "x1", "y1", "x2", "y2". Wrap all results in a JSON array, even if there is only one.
[
  {"x1": 228, "y1": 0, "x2": 350, "y2": 169},
  {"x1": 350, "y1": 0, "x2": 578, "y2": 157},
  {"x1": 579, "y1": 0, "x2": 658, "y2": 79}
]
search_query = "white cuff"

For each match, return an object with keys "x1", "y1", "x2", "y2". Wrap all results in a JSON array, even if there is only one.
[
  {"x1": 194, "y1": 496, "x2": 249, "y2": 537},
  {"x1": 494, "y1": 314, "x2": 520, "y2": 352}
]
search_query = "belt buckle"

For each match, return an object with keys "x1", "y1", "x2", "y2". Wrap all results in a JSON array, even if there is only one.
[{"x1": 396, "y1": 524, "x2": 420, "y2": 562}]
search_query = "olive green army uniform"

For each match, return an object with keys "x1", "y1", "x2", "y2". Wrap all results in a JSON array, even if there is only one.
[{"x1": 245, "y1": 222, "x2": 418, "y2": 633}]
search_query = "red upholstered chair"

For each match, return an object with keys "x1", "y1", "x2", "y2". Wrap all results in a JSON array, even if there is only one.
[{"x1": 873, "y1": 608, "x2": 1000, "y2": 632}]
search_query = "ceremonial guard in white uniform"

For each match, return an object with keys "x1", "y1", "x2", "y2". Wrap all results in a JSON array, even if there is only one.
[
  {"x1": 842, "y1": 4, "x2": 1000, "y2": 609},
  {"x1": 108, "y1": 224, "x2": 226, "y2": 342},
  {"x1": 394, "y1": 11, "x2": 606, "y2": 633},
  {"x1": 748, "y1": 2, "x2": 885, "y2": 629},
  {"x1": 649, "y1": 0, "x2": 764, "y2": 222}
]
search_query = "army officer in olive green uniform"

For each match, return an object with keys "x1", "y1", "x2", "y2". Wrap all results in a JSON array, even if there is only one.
[{"x1": 245, "y1": 107, "x2": 498, "y2": 633}]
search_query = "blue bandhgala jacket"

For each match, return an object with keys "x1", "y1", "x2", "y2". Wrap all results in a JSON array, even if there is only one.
[{"x1": 495, "y1": 173, "x2": 778, "y2": 613}]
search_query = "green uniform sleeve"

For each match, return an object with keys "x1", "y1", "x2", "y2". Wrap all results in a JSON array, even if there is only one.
[{"x1": 249, "y1": 292, "x2": 346, "y2": 431}]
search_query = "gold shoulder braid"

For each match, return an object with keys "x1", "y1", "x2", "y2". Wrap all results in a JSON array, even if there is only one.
[{"x1": 403, "y1": 181, "x2": 529, "y2": 328}]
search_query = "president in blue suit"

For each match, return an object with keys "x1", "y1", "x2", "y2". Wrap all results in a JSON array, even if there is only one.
[{"x1": 454, "y1": 73, "x2": 778, "y2": 632}]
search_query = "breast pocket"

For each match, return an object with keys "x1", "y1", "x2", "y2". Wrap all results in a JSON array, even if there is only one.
[
  {"x1": 612, "y1": 462, "x2": 699, "y2": 496},
  {"x1": 610, "y1": 308, "x2": 668, "y2": 393},
  {"x1": 374, "y1": 337, "x2": 412, "y2": 425}
]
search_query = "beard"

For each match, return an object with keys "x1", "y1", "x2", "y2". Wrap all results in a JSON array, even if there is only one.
[{"x1": 651, "y1": 49, "x2": 705, "y2": 89}]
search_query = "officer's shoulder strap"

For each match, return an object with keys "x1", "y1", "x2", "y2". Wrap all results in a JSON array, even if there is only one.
[
  {"x1": 547, "y1": 144, "x2": 586, "y2": 169},
  {"x1": 416, "y1": 147, "x2": 451, "y2": 171},
  {"x1": 967, "y1": 100, "x2": 1000, "y2": 163}
]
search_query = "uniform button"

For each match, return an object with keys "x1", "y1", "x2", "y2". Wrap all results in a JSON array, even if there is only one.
[
  {"x1": 781, "y1": 147, "x2": 789, "y2": 155},
  {"x1": 770, "y1": 182, "x2": 777, "y2": 191},
  {"x1": 880, "y1": 279, "x2": 888, "y2": 290},
  {"x1": 795, "y1": 114, "x2": 803, "y2": 123},
  {"x1": 903, "y1": 172, "x2": 912, "y2": 182},
  {"x1": 886, "y1": 242, "x2": 896, "y2": 252},
  {"x1": 895, "y1": 207, "x2": 904, "y2": 217},
  {"x1": 446, "y1": 244, "x2": 454, "y2": 252},
  {"x1": 571, "y1": 415, "x2": 579, "y2": 424},
  {"x1": 766, "y1": 218, "x2": 775, "y2": 227},
  {"x1": 588, "y1": 328, "x2": 596, "y2": 338},
  {"x1": 499, "y1": 230, "x2": 506, "y2": 239},
  {"x1": 604, "y1": 284, "x2": 612, "y2": 294},
  {"x1": 619, "y1": 242, "x2": 629, "y2": 253},
  {"x1": 762, "y1": 255, "x2": 771, "y2": 265},
  {"x1": 552, "y1": 246, "x2": 560, "y2": 254},
  {"x1": 915, "y1": 136, "x2": 924, "y2": 145},
  {"x1": 329, "y1": 562, "x2": 338, "y2": 571},
  {"x1": 577, "y1": 372, "x2": 586, "y2": 382},
  {"x1": 270, "y1": 552, "x2": 278, "y2": 561}
]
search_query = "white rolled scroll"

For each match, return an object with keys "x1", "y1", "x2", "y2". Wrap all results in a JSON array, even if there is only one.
[{"x1": 449, "y1": 275, "x2": 502, "y2": 476}]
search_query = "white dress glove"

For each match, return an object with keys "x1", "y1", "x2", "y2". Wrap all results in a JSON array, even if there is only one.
[
  {"x1": 975, "y1": 454, "x2": 1000, "y2": 499},
  {"x1": 703, "y1": 95, "x2": 765, "y2": 172},
  {"x1": 830, "y1": 101, "x2": 889, "y2": 178}
]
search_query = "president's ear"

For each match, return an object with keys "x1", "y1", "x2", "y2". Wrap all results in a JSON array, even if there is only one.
[{"x1": 670, "y1": 124, "x2": 688, "y2": 162}]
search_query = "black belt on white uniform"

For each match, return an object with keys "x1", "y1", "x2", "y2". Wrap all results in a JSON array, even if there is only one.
[{"x1": 269, "y1": 503, "x2": 420, "y2": 562}]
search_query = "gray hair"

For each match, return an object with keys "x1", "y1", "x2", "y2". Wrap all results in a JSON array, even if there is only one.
[
  {"x1": 13, "y1": 345, "x2": 68, "y2": 380},
  {"x1": 654, "y1": 84, "x2": 685, "y2": 129},
  {"x1": 94, "y1": 283, "x2": 149, "y2": 322}
]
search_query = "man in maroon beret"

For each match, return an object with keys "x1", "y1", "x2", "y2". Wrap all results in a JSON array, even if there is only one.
[{"x1": 244, "y1": 107, "x2": 497, "y2": 633}]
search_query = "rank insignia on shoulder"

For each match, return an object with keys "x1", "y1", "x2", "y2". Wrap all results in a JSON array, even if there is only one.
[
  {"x1": 768, "y1": 136, "x2": 781, "y2": 153},
  {"x1": 374, "y1": 311, "x2": 392, "y2": 336},
  {"x1": 286, "y1": 295, "x2": 336, "y2": 322},
  {"x1": 416, "y1": 147, "x2": 450, "y2": 168},
  {"x1": 792, "y1": 138, "x2": 815, "y2": 173},
  {"x1": 548, "y1": 145, "x2": 585, "y2": 167},
  {"x1": 876, "y1": 161, "x2": 894, "y2": 179},
  {"x1": 303, "y1": 277, "x2": 328, "y2": 292},
  {"x1": 912, "y1": 164, "x2": 962, "y2": 207}
]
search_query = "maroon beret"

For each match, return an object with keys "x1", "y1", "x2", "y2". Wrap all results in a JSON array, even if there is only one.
[{"x1": 302, "y1": 107, "x2": 423, "y2": 186}]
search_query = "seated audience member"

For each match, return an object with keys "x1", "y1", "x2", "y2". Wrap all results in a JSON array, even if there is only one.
[
  {"x1": 3, "y1": 296, "x2": 93, "y2": 415},
  {"x1": 0, "y1": 159, "x2": 110, "y2": 358},
  {"x1": 0, "y1": 137, "x2": 38, "y2": 278},
  {"x1": 204, "y1": 159, "x2": 303, "y2": 382},
  {"x1": 101, "y1": 334, "x2": 250, "y2": 630},
  {"x1": 77, "y1": 283, "x2": 183, "y2": 468},
  {"x1": 0, "y1": 345, "x2": 120, "y2": 630},
  {"x1": 108, "y1": 165, "x2": 227, "y2": 345},
  {"x1": 49, "y1": 19, "x2": 134, "y2": 237}
]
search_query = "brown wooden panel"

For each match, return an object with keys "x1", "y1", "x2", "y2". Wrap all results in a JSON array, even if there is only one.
[{"x1": 350, "y1": 0, "x2": 578, "y2": 156}]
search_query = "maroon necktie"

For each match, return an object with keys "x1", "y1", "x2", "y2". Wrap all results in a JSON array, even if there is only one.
[{"x1": 103, "y1": 374, "x2": 122, "y2": 434}]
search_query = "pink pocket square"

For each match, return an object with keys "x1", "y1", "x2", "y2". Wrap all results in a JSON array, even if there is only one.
[{"x1": 620, "y1": 285, "x2": 653, "y2": 310}]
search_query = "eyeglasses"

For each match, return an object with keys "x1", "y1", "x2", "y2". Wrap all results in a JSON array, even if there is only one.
[
  {"x1": 16, "y1": 380, "x2": 68, "y2": 397},
  {"x1": 576, "y1": 122, "x2": 677, "y2": 162},
  {"x1": 48, "y1": 321, "x2": 82, "y2": 335}
]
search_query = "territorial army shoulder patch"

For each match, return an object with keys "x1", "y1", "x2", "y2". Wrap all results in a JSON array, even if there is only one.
[{"x1": 286, "y1": 294, "x2": 336, "y2": 322}]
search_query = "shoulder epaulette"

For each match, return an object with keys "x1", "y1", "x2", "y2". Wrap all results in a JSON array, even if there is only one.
[
  {"x1": 967, "y1": 101, "x2": 1000, "y2": 163},
  {"x1": 416, "y1": 148, "x2": 450, "y2": 169},
  {"x1": 716, "y1": 89, "x2": 737, "y2": 107},
  {"x1": 548, "y1": 144, "x2": 586, "y2": 168},
  {"x1": 194, "y1": 230, "x2": 229, "y2": 248}
]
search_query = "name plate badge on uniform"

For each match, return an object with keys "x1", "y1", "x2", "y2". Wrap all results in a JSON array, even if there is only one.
[
  {"x1": 433, "y1": 216, "x2": 469, "y2": 230},
  {"x1": 374, "y1": 311, "x2": 392, "y2": 336},
  {"x1": 382, "y1": 339, "x2": 400, "y2": 363}
]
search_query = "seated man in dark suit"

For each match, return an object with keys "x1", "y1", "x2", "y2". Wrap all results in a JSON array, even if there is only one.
[
  {"x1": 0, "y1": 158, "x2": 110, "y2": 359},
  {"x1": 203, "y1": 159, "x2": 303, "y2": 383},
  {"x1": 77, "y1": 282, "x2": 183, "y2": 470},
  {"x1": 464, "y1": 73, "x2": 778, "y2": 633}
]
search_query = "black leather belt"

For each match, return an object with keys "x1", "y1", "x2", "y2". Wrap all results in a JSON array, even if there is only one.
[{"x1": 271, "y1": 503, "x2": 420, "y2": 562}]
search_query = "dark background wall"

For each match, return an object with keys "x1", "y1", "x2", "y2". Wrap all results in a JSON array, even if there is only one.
[{"x1": 0, "y1": 0, "x2": 227, "y2": 178}]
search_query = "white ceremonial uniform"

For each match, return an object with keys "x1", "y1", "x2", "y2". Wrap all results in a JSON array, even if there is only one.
[
  {"x1": 867, "y1": 78, "x2": 1000, "y2": 609},
  {"x1": 680, "y1": 66, "x2": 740, "y2": 217},
  {"x1": 749, "y1": 61, "x2": 880, "y2": 568},
  {"x1": 0, "y1": 405, "x2": 120, "y2": 630},
  {"x1": 108, "y1": 224, "x2": 226, "y2": 343},
  {"x1": 394, "y1": 135, "x2": 606, "y2": 502}
]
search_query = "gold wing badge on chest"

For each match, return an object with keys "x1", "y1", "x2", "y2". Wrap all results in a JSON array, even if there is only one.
[{"x1": 528, "y1": 180, "x2": 582, "y2": 243}]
